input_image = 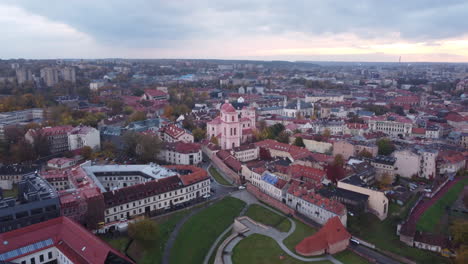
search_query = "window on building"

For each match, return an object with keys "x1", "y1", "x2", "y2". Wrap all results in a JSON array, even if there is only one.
[
  {"x1": 31, "y1": 258, "x2": 36, "y2": 264},
  {"x1": 40, "y1": 254, "x2": 44, "y2": 262}
]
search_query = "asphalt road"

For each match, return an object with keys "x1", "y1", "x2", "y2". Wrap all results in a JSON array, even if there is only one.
[{"x1": 349, "y1": 244, "x2": 402, "y2": 264}]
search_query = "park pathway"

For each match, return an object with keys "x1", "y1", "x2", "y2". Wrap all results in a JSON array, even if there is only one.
[{"x1": 203, "y1": 190, "x2": 342, "y2": 264}]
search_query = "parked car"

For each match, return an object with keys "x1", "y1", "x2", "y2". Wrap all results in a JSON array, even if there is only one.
[
  {"x1": 350, "y1": 238, "x2": 360, "y2": 245},
  {"x1": 203, "y1": 194, "x2": 211, "y2": 199},
  {"x1": 238, "y1": 185, "x2": 246, "y2": 190}
]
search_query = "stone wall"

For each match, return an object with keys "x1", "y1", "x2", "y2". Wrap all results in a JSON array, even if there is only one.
[{"x1": 246, "y1": 183, "x2": 294, "y2": 215}]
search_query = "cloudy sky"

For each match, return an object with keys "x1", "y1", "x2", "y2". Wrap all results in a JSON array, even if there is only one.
[{"x1": 2, "y1": 0, "x2": 468, "y2": 62}]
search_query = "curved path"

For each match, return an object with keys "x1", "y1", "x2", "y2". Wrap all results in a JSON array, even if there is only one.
[{"x1": 204, "y1": 191, "x2": 342, "y2": 264}]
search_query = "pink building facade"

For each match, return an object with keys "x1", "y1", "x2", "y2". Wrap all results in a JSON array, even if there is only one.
[{"x1": 207, "y1": 102, "x2": 256, "y2": 150}]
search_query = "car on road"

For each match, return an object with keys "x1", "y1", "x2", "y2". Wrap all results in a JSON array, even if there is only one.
[
  {"x1": 350, "y1": 238, "x2": 360, "y2": 245},
  {"x1": 203, "y1": 194, "x2": 211, "y2": 199},
  {"x1": 238, "y1": 185, "x2": 246, "y2": 190}
]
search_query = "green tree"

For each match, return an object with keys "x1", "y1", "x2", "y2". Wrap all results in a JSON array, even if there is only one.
[
  {"x1": 81, "y1": 146, "x2": 93, "y2": 160},
  {"x1": 276, "y1": 130, "x2": 290, "y2": 143},
  {"x1": 377, "y1": 138, "x2": 395, "y2": 156},
  {"x1": 128, "y1": 111, "x2": 147, "y2": 123},
  {"x1": 293, "y1": 136, "x2": 305, "y2": 147},
  {"x1": 192, "y1": 128, "x2": 206, "y2": 142},
  {"x1": 136, "y1": 133, "x2": 162, "y2": 162}
]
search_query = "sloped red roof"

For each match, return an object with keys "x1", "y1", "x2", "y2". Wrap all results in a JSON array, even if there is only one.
[
  {"x1": 288, "y1": 164, "x2": 326, "y2": 183},
  {"x1": 412, "y1": 127, "x2": 426, "y2": 134},
  {"x1": 0, "y1": 217, "x2": 133, "y2": 263},
  {"x1": 295, "y1": 216, "x2": 351, "y2": 256},
  {"x1": 144, "y1": 89, "x2": 167, "y2": 97}
]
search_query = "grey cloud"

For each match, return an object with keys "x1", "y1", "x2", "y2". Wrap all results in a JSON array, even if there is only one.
[{"x1": 7, "y1": 0, "x2": 468, "y2": 47}]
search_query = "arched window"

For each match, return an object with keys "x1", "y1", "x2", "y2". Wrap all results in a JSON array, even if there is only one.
[{"x1": 232, "y1": 116, "x2": 234, "y2": 122}]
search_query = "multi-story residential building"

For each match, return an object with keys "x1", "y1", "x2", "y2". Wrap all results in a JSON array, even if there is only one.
[
  {"x1": 141, "y1": 89, "x2": 169, "y2": 101},
  {"x1": 393, "y1": 147, "x2": 438, "y2": 179},
  {"x1": 56, "y1": 162, "x2": 210, "y2": 228},
  {"x1": 286, "y1": 181, "x2": 347, "y2": 226},
  {"x1": 437, "y1": 150, "x2": 466, "y2": 175},
  {"x1": 371, "y1": 155, "x2": 397, "y2": 181},
  {"x1": 367, "y1": 114, "x2": 413, "y2": 137},
  {"x1": 282, "y1": 99, "x2": 314, "y2": 118},
  {"x1": 159, "y1": 123, "x2": 194, "y2": 143},
  {"x1": 158, "y1": 142, "x2": 202, "y2": 165},
  {"x1": 255, "y1": 139, "x2": 312, "y2": 162},
  {"x1": 0, "y1": 216, "x2": 133, "y2": 264},
  {"x1": 15, "y1": 67, "x2": 33, "y2": 84},
  {"x1": 292, "y1": 134, "x2": 333, "y2": 154},
  {"x1": 0, "y1": 108, "x2": 44, "y2": 140},
  {"x1": 310, "y1": 120, "x2": 345, "y2": 135},
  {"x1": 338, "y1": 174, "x2": 389, "y2": 220},
  {"x1": 60, "y1": 67, "x2": 76, "y2": 83},
  {"x1": 333, "y1": 140, "x2": 378, "y2": 160},
  {"x1": 207, "y1": 101, "x2": 256, "y2": 150},
  {"x1": 259, "y1": 172, "x2": 288, "y2": 201},
  {"x1": 68, "y1": 125, "x2": 101, "y2": 151},
  {"x1": 25, "y1": 125, "x2": 73, "y2": 154},
  {"x1": 305, "y1": 94, "x2": 344, "y2": 103},
  {"x1": 0, "y1": 173, "x2": 60, "y2": 233},
  {"x1": 41, "y1": 170, "x2": 71, "y2": 191},
  {"x1": 47, "y1": 157, "x2": 79, "y2": 170},
  {"x1": 40, "y1": 67, "x2": 59, "y2": 87},
  {"x1": 231, "y1": 144, "x2": 259, "y2": 162}
]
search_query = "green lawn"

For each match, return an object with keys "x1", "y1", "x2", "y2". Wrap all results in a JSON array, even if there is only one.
[
  {"x1": 333, "y1": 250, "x2": 370, "y2": 264},
  {"x1": 2, "y1": 184, "x2": 18, "y2": 198},
  {"x1": 169, "y1": 197, "x2": 246, "y2": 264},
  {"x1": 417, "y1": 178, "x2": 468, "y2": 232},
  {"x1": 283, "y1": 219, "x2": 316, "y2": 252},
  {"x1": 245, "y1": 204, "x2": 291, "y2": 232},
  {"x1": 138, "y1": 210, "x2": 190, "y2": 264},
  {"x1": 348, "y1": 203, "x2": 450, "y2": 264},
  {"x1": 100, "y1": 236, "x2": 129, "y2": 253},
  {"x1": 101, "y1": 209, "x2": 190, "y2": 264},
  {"x1": 232, "y1": 234, "x2": 332, "y2": 264},
  {"x1": 209, "y1": 166, "x2": 232, "y2": 186}
]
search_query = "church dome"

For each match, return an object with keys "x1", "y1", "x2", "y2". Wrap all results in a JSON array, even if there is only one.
[{"x1": 220, "y1": 102, "x2": 236, "y2": 113}]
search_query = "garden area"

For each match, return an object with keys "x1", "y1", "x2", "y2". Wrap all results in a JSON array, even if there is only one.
[
  {"x1": 348, "y1": 201, "x2": 450, "y2": 264},
  {"x1": 245, "y1": 204, "x2": 291, "y2": 232},
  {"x1": 416, "y1": 177, "x2": 468, "y2": 233},
  {"x1": 232, "y1": 234, "x2": 333, "y2": 264},
  {"x1": 209, "y1": 166, "x2": 232, "y2": 186},
  {"x1": 169, "y1": 197, "x2": 246, "y2": 264},
  {"x1": 100, "y1": 209, "x2": 190, "y2": 264}
]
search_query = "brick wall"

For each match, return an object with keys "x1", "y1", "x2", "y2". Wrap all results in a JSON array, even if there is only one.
[
  {"x1": 203, "y1": 146, "x2": 241, "y2": 184},
  {"x1": 246, "y1": 183, "x2": 294, "y2": 215}
]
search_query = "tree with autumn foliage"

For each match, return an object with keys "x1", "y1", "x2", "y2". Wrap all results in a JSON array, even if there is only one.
[{"x1": 327, "y1": 154, "x2": 346, "y2": 184}]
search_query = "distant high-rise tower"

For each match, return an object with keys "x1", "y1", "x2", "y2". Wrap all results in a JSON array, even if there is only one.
[
  {"x1": 40, "y1": 67, "x2": 59, "y2": 87},
  {"x1": 16, "y1": 68, "x2": 33, "y2": 84},
  {"x1": 60, "y1": 67, "x2": 76, "y2": 83}
]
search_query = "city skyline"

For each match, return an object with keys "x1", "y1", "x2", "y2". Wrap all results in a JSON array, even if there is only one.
[{"x1": 2, "y1": 0, "x2": 468, "y2": 62}]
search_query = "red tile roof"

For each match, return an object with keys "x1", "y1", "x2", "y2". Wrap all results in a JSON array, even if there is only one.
[
  {"x1": 288, "y1": 164, "x2": 326, "y2": 183},
  {"x1": 144, "y1": 89, "x2": 168, "y2": 97},
  {"x1": 295, "y1": 216, "x2": 351, "y2": 256},
  {"x1": 255, "y1": 139, "x2": 312, "y2": 160},
  {"x1": 0, "y1": 217, "x2": 133, "y2": 263}
]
